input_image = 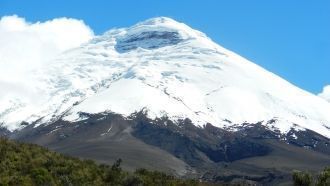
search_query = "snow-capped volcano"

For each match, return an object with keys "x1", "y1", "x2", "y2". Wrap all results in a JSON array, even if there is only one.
[{"x1": 1, "y1": 17, "x2": 330, "y2": 138}]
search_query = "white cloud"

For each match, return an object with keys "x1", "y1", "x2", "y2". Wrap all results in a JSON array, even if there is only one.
[
  {"x1": 318, "y1": 85, "x2": 330, "y2": 102},
  {"x1": 0, "y1": 15, "x2": 94, "y2": 79},
  {"x1": 0, "y1": 15, "x2": 94, "y2": 101}
]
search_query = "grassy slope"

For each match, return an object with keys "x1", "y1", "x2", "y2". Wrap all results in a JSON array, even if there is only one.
[{"x1": 0, "y1": 138, "x2": 200, "y2": 186}]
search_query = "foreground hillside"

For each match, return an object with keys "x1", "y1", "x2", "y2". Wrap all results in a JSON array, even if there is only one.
[
  {"x1": 1, "y1": 137, "x2": 329, "y2": 186},
  {"x1": 0, "y1": 138, "x2": 199, "y2": 186}
]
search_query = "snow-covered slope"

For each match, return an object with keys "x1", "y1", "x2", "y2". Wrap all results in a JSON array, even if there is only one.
[
  {"x1": 1, "y1": 17, "x2": 329, "y2": 138},
  {"x1": 319, "y1": 85, "x2": 330, "y2": 103}
]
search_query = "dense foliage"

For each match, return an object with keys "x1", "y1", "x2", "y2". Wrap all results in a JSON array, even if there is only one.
[
  {"x1": 292, "y1": 168, "x2": 330, "y2": 186},
  {"x1": 0, "y1": 138, "x2": 198, "y2": 186}
]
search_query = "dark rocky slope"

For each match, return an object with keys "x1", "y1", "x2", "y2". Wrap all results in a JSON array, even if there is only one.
[{"x1": 4, "y1": 112, "x2": 330, "y2": 185}]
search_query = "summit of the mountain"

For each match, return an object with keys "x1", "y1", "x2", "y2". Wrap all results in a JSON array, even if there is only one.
[
  {"x1": 103, "y1": 17, "x2": 217, "y2": 53},
  {"x1": 111, "y1": 16, "x2": 207, "y2": 39},
  {"x1": 135, "y1": 17, "x2": 182, "y2": 26},
  {"x1": 0, "y1": 17, "x2": 329, "y2": 139}
]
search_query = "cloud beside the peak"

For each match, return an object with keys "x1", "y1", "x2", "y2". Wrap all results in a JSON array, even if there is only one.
[
  {"x1": 0, "y1": 15, "x2": 94, "y2": 102},
  {"x1": 318, "y1": 85, "x2": 330, "y2": 102},
  {"x1": 0, "y1": 15, "x2": 94, "y2": 80}
]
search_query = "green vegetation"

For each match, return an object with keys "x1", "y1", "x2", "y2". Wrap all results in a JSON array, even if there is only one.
[
  {"x1": 292, "y1": 168, "x2": 330, "y2": 186},
  {"x1": 1, "y1": 137, "x2": 329, "y2": 186},
  {"x1": 0, "y1": 137, "x2": 198, "y2": 186},
  {"x1": 292, "y1": 171, "x2": 313, "y2": 186}
]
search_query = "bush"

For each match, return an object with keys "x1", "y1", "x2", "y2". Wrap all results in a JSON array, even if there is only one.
[
  {"x1": 316, "y1": 167, "x2": 330, "y2": 186},
  {"x1": 292, "y1": 168, "x2": 330, "y2": 186},
  {"x1": 292, "y1": 170, "x2": 312, "y2": 186},
  {"x1": 31, "y1": 167, "x2": 54, "y2": 185}
]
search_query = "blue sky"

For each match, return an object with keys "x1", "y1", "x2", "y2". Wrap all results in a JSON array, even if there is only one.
[{"x1": 1, "y1": 0, "x2": 329, "y2": 94}]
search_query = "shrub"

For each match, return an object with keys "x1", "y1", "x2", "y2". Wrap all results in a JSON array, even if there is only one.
[
  {"x1": 316, "y1": 167, "x2": 330, "y2": 186},
  {"x1": 292, "y1": 170, "x2": 312, "y2": 186}
]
